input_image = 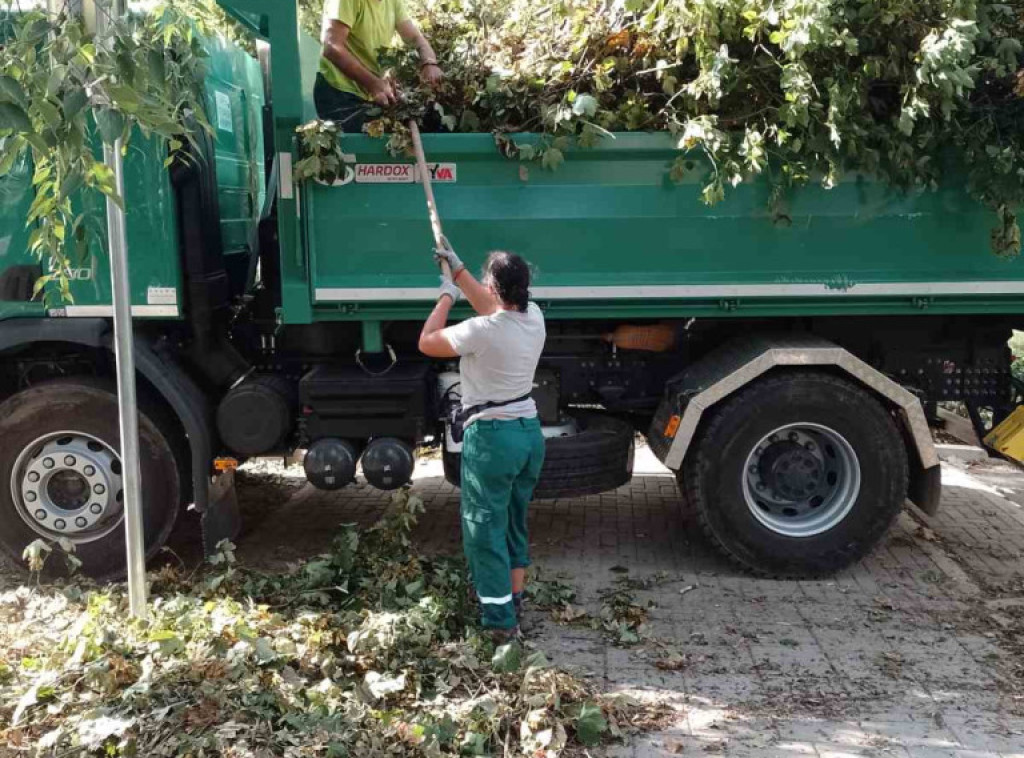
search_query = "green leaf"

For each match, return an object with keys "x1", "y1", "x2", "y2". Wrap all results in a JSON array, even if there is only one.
[
  {"x1": 897, "y1": 111, "x2": 915, "y2": 137},
  {"x1": 86, "y1": 162, "x2": 123, "y2": 208},
  {"x1": 0, "y1": 75, "x2": 27, "y2": 106},
  {"x1": 0, "y1": 103, "x2": 32, "y2": 133},
  {"x1": 31, "y1": 274, "x2": 51, "y2": 299},
  {"x1": 541, "y1": 147, "x2": 564, "y2": 171},
  {"x1": 459, "y1": 109, "x2": 481, "y2": 131},
  {"x1": 107, "y1": 85, "x2": 141, "y2": 113},
  {"x1": 62, "y1": 89, "x2": 88, "y2": 121},
  {"x1": 669, "y1": 155, "x2": 687, "y2": 184},
  {"x1": 0, "y1": 137, "x2": 25, "y2": 177},
  {"x1": 148, "y1": 630, "x2": 184, "y2": 655},
  {"x1": 572, "y1": 93, "x2": 598, "y2": 118},
  {"x1": 491, "y1": 641, "x2": 522, "y2": 673},
  {"x1": 58, "y1": 168, "x2": 84, "y2": 202},
  {"x1": 574, "y1": 702, "x2": 608, "y2": 746},
  {"x1": 35, "y1": 100, "x2": 60, "y2": 128},
  {"x1": 96, "y1": 109, "x2": 125, "y2": 146},
  {"x1": 460, "y1": 732, "x2": 488, "y2": 755}
]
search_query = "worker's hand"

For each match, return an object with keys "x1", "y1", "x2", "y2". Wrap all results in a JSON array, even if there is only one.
[
  {"x1": 433, "y1": 237, "x2": 465, "y2": 277},
  {"x1": 368, "y1": 78, "x2": 397, "y2": 107},
  {"x1": 438, "y1": 274, "x2": 461, "y2": 304},
  {"x1": 421, "y1": 62, "x2": 444, "y2": 88}
]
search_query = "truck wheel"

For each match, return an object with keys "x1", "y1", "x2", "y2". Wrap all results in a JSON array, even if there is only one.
[
  {"x1": 0, "y1": 379, "x2": 181, "y2": 579},
  {"x1": 682, "y1": 372, "x2": 908, "y2": 577},
  {"x1": 673, "y1": 472, "x2": 699, "y2": 522},
  {"x1": 442, "y1": 412, "x2": 634, "y2": 499}
]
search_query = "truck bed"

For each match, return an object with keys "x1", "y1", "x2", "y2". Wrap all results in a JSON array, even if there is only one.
[{"x1": 302, "y1": 132, "x2": 1023, "y2": 323}]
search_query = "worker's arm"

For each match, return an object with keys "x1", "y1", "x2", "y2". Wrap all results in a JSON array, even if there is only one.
[
  {"x1": 454, "y1": 269, "x2": 499, "y2": 317},
  {"x1": 396, "y1": 19, "x2": 443, "y2": 86},
  {"x1": 435, "y1": 243, "x2": 498, "y2": 316},
  {"x1": 322, "y1": 21, "x2": 396, "y2": 106},
  {"x1": 419, "y1": 290, "x2": 460, "y2": 358}
]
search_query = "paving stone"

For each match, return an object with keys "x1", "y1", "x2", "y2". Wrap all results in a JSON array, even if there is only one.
[
  {"x1": 858, "y1": 719, "x2": 965, "y2": 751},
  {"x1": 213, "y1": 454, "x2": 1024, "y2": 758}
]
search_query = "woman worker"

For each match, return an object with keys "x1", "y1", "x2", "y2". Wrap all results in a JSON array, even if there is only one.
[{"x1": 418, "y1": 246, "x2": 546, "y2": 641}]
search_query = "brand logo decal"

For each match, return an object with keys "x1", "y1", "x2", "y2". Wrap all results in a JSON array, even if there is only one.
[{"x1": 354, "y1": 163, "x2": 457, "y2": 184}]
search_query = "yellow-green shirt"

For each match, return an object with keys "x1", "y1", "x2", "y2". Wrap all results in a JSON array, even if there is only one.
[{"x1": 320, "y1": 0, "x2": 410, "y2": 100}]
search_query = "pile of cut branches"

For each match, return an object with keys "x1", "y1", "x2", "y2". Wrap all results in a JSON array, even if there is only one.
[
  {"x1": 0, "y1": 490, "x2": 664, "y2": 756},
  {"x1": 314, "y1": 0, "x2": 1024, "y2": 255}
]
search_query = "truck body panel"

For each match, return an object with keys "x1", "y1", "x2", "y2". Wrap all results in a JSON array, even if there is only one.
[
  {"x1": 0, "y1": 129, "x2": 180, "y2": 318},
  {"x1": 0, "y1": 37, "x2": 264, "y2": 322},
  {"x1": 304, "y1": 133, "x2": 1023, "y2": 323}
]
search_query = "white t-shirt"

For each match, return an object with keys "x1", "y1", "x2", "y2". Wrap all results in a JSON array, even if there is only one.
[{"x1": 443, "y1": 302, "x2": 546, "y2": 427}]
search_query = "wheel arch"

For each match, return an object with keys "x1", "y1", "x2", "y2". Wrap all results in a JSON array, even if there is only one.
[
  {"x1": 647, "y1": 334, "x2": 941, "y2": 515},
  {"x1": 0, "y1": 318, "x2": 213, "y2": 513}
]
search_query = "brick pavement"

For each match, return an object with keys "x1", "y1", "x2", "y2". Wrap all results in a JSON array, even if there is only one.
[{"x1": 230, "y1": 448, "x2": 1024, "y2": 758}]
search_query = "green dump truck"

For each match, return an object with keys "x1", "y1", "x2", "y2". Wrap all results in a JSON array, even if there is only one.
[{"x1": 0, "y1": 0, "x2": 1020, "y2": 577}]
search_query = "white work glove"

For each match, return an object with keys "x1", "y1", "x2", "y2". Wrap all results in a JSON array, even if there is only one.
[
  {"x1": 438, "y1": 274, "x2": 461, "y2": 304},
  {"x1": 433, "y1": 236, "x2": 465, "y2": 277}
]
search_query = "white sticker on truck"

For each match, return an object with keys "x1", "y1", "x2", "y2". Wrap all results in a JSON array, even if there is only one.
[
  {"x1": 354, "y1": 163, "x2": 457, "y2": 184},
  {"x1": 147, "y1": 286, "x2": 178, "y2": 306},
  {"x1": 215, "y1": 90, "x2": 233, "y2": 133}
]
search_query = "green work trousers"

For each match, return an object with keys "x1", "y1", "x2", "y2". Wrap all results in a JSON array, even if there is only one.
[{"x1": 460, "y1": 416, "x2": 545, "y2": 629}]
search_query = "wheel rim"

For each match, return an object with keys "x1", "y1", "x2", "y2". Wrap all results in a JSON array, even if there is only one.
[
  {"x1": 741, "y1": 423, "x2": 861, "y2": 538},
  {"x1": 11, "y1": 431, "x2": 125, "y2": 543}
]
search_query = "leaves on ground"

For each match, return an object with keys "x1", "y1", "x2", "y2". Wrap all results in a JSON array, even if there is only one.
[{"x1": 0, "y1": 489, "x2": 663, "y2": 756}]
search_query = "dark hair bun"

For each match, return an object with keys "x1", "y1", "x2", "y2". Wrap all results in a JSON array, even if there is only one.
[{"x1": 483, "y1": 251, "x2": 530, "y2": 312}]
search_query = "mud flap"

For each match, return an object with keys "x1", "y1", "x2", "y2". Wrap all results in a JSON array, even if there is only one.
[
  {"x1": 201, "y1": 469, "x2": 241, "y2": 556},
  {"x1": 908, "y1": 463, "x2": 942, "y2": 516}
]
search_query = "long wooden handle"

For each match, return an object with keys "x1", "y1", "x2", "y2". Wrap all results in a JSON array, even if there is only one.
[{"x1": 408, "y1": 120, "x2": 452, "y2": 279}]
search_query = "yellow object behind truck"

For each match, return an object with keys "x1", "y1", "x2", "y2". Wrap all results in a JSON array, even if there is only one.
[{"x1": 985, "y1": 406, "x2": 1024, "y2": 462}]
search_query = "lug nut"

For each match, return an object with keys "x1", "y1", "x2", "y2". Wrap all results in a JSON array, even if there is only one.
[
  {"x1": 43, "y1": 458, "x2": 55, "y2": 469},
  {"x1": 54, "y1": 519, "x2": 66, "y2": 530},
  {"x1": 25, "y1": 491, "x2": 37, "y2": 502},
  {"x1": 789, "y1": 432, "x2": 799, "y2": 442},
  {"x1": 27, "y1": 472, "x2": 40, "y2": 483},
  {"x1": 94, "y1": 484, "x2": 106, "y2": 495},
  {"x1": 75, "y1": 517, "x2": 87, "y2": 528},
  {"x1": 35, "y1": 509, "x2": 46, "y2": 520},
  {"x1": 90, "y1": 503, "x2": 102, "y2": 514},
  {"x1": 84, "y1": 466, "x2": 95, "y2": 477},
  {"x1": 64, "y1": 455, "x2": 76, "y2": 466}
]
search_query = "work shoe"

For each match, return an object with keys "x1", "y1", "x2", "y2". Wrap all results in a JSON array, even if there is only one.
[
  {"x1": 487, "y1": 625, "x2": 521, "y2": 645},
  {"x1": 513, "y1": 594, "x2": 538, "y2": 636}
]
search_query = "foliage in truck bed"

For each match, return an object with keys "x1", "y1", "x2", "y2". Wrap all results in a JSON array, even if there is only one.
[
  {"x1": 303, "y1": 0, "x2": 1024, "y2": 256},
  {"x1": 1, "y1": 490, "x2": 664, "y2": 756}
]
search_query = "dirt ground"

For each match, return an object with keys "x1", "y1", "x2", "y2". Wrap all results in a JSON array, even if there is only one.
[{"x1": 5, "y1": 445, "x2": 1024, "y2": 756}]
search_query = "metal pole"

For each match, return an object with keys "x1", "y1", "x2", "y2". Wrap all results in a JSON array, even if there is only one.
[
  {"x1": 105, "y1": 141, "x2": 147, "y2": 617},
  {"x1": 408, "y1": 121, "x2": 451, "y2": 279},
  {"x1": 95, "y1": 0, "x2": 147, "y2": 616}
]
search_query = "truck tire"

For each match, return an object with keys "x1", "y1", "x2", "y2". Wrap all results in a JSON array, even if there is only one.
[
  {"x1": 442, "y1": 412, "x2": 634, "y2": 499},
  {"x1": 673, "y1": 472, "x2": 699, "y2": 522},
  {"x1": 0, "y1": 379, "x2": 181, "y2": 579},
  {"x1": 682, "y1": 372, "x2": 908, "y2": 577}
]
